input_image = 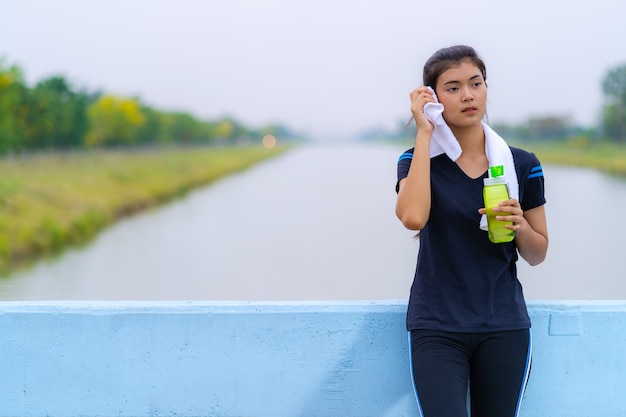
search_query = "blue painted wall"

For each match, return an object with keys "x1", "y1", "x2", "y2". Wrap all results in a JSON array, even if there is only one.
[{"x1": 1, "y1": 300, "x2": 625, "y2": 417}]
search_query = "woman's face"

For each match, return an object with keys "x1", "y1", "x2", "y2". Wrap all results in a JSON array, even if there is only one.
[{"x1": 435, "y1": 60, "x2": 487, "y2": 129}]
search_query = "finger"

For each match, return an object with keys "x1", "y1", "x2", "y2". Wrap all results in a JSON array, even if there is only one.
[
  {"x1": 410, "y1": 87, "x2": 435, "y2": 102},
  {"x1": 501, "y1": 215, "x2": 523, "y2": 228},
  {"x1": 496, "y1": 201, "x2": 523, "y2": 215},
  {"x1": 498, "y1": 198, "x2": 517, "y2": 207},
  {"x1": 410, "y1": 96, "x2": 435, "y2": 118},
  {"x1": 409, "y1": 91, "x2": 425, "y2": 105}
]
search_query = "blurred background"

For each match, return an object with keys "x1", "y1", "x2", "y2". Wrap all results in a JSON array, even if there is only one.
[{"x1": 1, "y1": 0, "x2": 626, "y2": 300}]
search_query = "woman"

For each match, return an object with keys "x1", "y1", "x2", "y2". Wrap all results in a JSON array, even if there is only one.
[{"x1": 395, "y1": 45, "x2": 548, "y2": 417}]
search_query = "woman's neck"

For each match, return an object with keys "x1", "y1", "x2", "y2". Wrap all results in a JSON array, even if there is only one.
[
  {"x1": 451, "y1": 123, "x2": 488, "y2": 178},
  {"x1": 451, "y1": 123, "x2": 485, "y2": 156}
]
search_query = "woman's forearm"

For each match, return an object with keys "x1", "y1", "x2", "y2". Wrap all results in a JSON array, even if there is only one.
[
  {"x1": 395, "y1": 132, "x2": 432, "y2": 230},
  {"x1": 515, "y1": 206, "x2": 549, "y2": 266}
]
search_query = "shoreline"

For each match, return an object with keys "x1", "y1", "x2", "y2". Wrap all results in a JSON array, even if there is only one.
[
  {"x1": 0, "y1": 144, "x2": 292, "y2": 275},
  {"x1": 516, "y1": 141, "x2": 626, "y2": 177}
]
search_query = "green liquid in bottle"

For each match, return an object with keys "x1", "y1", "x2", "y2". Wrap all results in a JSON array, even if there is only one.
[{"x1": 483, "y1": 166, "x2": 514, "y2": 243}]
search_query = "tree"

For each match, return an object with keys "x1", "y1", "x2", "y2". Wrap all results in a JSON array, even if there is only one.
[
  {"x1": 85, "y1": 95, "x2": 146, "y2": 147},
  {"x1": 136, "y1": 106, "x2": 170, "y2": 145},
  {"x1": 601, "y1": 64, "x2": 626, "y2": 141},
  {"x1": 0, "y1": 58, "x2": 300, "y2": 151},
  {"x1": 0, "y1": 60, "x2": 27, "y2": 154},
  {"x1": 168, "y1": 112, "x2": 200, "y2": 144},
  {"x1": 215, "y1": 118, "x2": 234, "y2": 140},
  {"x1": 21, "y1": 76, "x2": 90, "y2": 150},
  {"x1": 527, "y1": 116, "x2": 573, "y2": 141}
]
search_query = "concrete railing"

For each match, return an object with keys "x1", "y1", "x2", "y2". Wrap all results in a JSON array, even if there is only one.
[{"x1": 1, "y1": 300, "x2": 625, "y2": 417}]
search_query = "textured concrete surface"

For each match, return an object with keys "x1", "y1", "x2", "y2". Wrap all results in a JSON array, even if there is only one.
[{"x1": 1, "y1": 300, "x2": 624, "y2": 416}]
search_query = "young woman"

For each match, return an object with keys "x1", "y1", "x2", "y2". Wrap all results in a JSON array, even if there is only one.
[{"x1": 395, "y1": 45, "x2": 549, "y2": 417}]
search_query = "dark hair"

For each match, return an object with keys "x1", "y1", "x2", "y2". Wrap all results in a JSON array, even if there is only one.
[{"x1": 423, "y1": 45, "x2": 487, "y2": 90}]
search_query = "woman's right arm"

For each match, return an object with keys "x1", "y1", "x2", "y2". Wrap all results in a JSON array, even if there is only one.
[{"x1": 395, "y1": 88, "x2": 435, "y2": 230}]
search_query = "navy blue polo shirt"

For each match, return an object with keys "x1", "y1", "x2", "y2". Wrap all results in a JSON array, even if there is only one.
[{"x1": 396, "y1": 147, "x2": 546, "y2": 332}]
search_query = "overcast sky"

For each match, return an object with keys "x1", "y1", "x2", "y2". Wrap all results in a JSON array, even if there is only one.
[{"x1": 1, "y1": 0, "x2": 625, "y2": 139}]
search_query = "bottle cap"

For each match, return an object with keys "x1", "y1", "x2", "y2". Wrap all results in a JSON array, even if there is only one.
[{"x1": 489, "y1": 165, "x2": 504, "y2": 177}]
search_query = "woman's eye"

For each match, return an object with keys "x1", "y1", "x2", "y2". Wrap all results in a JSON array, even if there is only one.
[
  {"x1": 473, "y1": 82, "x2": 483, "y2": 87},
  {"x1": 447, "y1": 87, "x2": 459, "y2": 92}
]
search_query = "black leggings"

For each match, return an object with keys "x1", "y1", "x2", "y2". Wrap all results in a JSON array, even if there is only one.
[{"x1": 408, "y1": 329, "x2": 532, "y2": 417}]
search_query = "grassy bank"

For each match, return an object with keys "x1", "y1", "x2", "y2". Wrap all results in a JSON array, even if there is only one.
[
  {"x1": 0, "y1": 145, "x2": 290, "y2": 274},
  {"x1": 516, "y1": 141, "x2": 626, "y2": 177}
]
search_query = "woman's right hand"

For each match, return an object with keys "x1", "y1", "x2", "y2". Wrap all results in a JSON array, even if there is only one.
[{"x1": 409, "y1": 87, "x2": 436, "y2": 134}]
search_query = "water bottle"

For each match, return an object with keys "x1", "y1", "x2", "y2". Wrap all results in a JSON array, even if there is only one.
[{"x1": 483, "y1": 165, "x2": 514, "y2": 243}]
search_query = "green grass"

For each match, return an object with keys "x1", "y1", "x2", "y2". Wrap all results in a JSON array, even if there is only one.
[
  {"x1": 0, "y1": 145, "x2": 290, "y2": 274},
  {"x1": 392, "y1": 137, "x2": 626, "y2": 176},
  {"x1": 513, "y1": 141, "x2": 626, "y2": 176}
]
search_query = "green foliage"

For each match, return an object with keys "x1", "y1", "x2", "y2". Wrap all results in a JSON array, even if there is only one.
[
  {"x1": 0, "y1": 60, "x2": 27, "y2": 154},
  {"x1": 526, "y1": 116, "x2": 573, "y2": 140},
  {"x1": 601, "y1": 64, "x2": 626, "y2": 141},
  {"x1": 0, "y1": 58, "x2": 301, "y2": 153},
  {"x1": 521, "y1": 141, "x2": 626, "y2": 177},
  {"x1": 85, "y1": 95, "x2": 147, "y2": 146},
  {"x1": 602, "y1": 65, "x2": 626, "y2": 105},
  {"x1": 21, "y1": 76, "x2": 91, "y2": 149},
  {"x1": 601, "y1": 103, "x2": 626, "y2": 141},
  {"x1": 136, "y1": 106, "x2": 168, "y2": 145},
  {"x1": 215, "y1": 118, "x2": 235, "y2": 139},
  {"x1": 490, "y1": 115, "x2": 587, "y2": 143}
]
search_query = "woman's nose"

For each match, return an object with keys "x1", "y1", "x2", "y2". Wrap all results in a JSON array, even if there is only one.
[{"x1": 462, "y1": 89, "x2": 474, "y2": 102}]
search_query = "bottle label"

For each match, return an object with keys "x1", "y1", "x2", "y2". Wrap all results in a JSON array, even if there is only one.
[
  {"x1": 483, "y1": 182, "x2": 514, "y2": 243},
  {"x1": 484, "y1": 183, "x2": 510, "y2": 209}
]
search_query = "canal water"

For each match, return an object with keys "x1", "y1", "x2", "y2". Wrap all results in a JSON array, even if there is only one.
[{"x1": 1, "y1": 143, "x2": 625, "y2": 301}]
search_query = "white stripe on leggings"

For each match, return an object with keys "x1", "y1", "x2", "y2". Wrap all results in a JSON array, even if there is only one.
[
  {"x1": 407, "y1": 329, "x2": 533, "y2": 417},
  {"x1": 407, "y1": 331, "x2": 425, "y2": 417},
  {"x1": 514, "y1": 329, "x2": 533, "y2": 417}
]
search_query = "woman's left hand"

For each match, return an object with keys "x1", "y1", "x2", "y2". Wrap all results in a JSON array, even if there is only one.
[
  {"x1": 479, "y1": 198, "x2": 549, "y2": 265},
  {"x1": 493, "y1": 198, "x2": 525, "y2": 234}
]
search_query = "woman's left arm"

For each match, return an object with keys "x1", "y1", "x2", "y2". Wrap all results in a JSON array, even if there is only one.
[
  {"x1": 482, "y1": 201, "x2": 549, "y2": 266},
  {"x1": 503, "y1": 203, "x2": 549, "y2": 266}
]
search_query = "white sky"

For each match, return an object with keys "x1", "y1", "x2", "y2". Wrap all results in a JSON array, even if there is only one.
[{"x1": 1, "y1": 0, "x2": 625, "y2": 139}]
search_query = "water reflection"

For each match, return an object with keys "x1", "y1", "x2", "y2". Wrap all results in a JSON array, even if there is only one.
[
  {"x1": 1, "y1": 144, "x2": 625, "y2": 300},
  {"x1": 518, "y1": 165, "x2": 626, "y2": 300}
]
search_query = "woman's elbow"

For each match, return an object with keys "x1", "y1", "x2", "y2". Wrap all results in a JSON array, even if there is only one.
[
  {"x1": 395, "y1": 194, "x2": 429, "y2": 230},
  {"x1": 396, "y1": 210, "x2": 427, "y2": 231},
  {"x1": 525, "y1": 253, "x2": 546, "y2": 267},
  {"x1": 520, "y1": 243, "x2": 548, "y2": 266}
]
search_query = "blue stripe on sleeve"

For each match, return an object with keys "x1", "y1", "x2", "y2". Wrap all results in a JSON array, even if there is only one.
[
  {"x1": 528, "y1": 165, "x2": 543, "y2": 179},
  {"x1": 398, "y1": 152, "x2": 413, "y2": 162}
]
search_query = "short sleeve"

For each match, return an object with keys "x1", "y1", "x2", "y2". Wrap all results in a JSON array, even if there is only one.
[
  {"x1": 396, "y1": 148, "x2": 414, "y2": 193},
  {"x1": 518, "y1": 151, "x2": 546, "y2": 211}
]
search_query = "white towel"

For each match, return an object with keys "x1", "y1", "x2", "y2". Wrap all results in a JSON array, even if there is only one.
[
  {"x1": 480, "y1": 122, "x2": 519, "y2": 231},
  {"x1": 422, "y1": 87, "x2": 518, "y2": 231},
  {"x1": 424, "y1": 87, "x2": 462, "y2": 161}
]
